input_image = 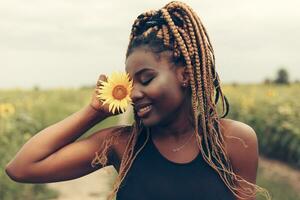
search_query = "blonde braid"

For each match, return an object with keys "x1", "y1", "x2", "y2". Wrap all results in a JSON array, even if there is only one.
[
  {"x1": 165, "y1": 5, "x2": 211, "y2": 162},
  {"x1": 161, "y1": 8, "x2": 201, "y2": 150},
  {"x1": 156, "y1": 28, "x2": 163, "y2": 39},
  {"x1": 180, "y1": 2, "x2": 227, "y2": 117},
  {"x1": 143, "y1": 26, "x2": 159, "y2": 38},
  {"x1": 161, "y1": 25, "x2": 170, "y2": 47},
  {"x1": 92, "y1": 2, "x2": 270, "y2": 200},
  {"x1": 177, "y1": 26, "x2": 194, "y2": 57}
]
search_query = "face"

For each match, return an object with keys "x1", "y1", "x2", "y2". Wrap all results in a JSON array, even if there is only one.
[{"x1": 125, "y1": 47, "x2": 190, "y2": 127}]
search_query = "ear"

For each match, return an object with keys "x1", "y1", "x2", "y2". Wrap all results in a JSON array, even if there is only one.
[{"x1": 176, "y1": 66, "x2": 190, "y2": 86}]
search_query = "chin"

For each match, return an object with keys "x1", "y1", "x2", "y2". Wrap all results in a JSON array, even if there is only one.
[
  {"x1": 142, "y1": 116, "x2": 172, "y2": 128},
  {"x1": 140, "y1": 117, "x2": 160, "y2": 128},
  {"x1": 141, "y1": 119, "x2": 155, "y2": 128}
]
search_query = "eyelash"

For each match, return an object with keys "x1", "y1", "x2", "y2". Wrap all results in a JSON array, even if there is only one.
[{"x1": 141, "y1": 77, "x2": 154, "y2": 85}]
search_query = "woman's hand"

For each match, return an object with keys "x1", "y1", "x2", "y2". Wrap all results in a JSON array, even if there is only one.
[{"x1": 90, "y1": 74, "x2": 122, "y2": 116}]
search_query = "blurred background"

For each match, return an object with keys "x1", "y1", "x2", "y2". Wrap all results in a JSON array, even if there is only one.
[{"x1": 1, "y1": 0, "x2": 299, "y2": 199}]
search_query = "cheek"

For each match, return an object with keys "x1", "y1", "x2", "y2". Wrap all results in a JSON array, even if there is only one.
[
  {"x1": 160, "y1": 75, "x2": 182, "y2": 99},
  {"x1": 148, "y1": 75, "x2": 177, "y2": 98},
  {"x1": 149, "y1": 77, "x2": 183, "y2": 109}
]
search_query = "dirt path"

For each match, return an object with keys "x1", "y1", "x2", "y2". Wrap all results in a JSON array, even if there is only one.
[
  {"x1": 47, "y1": 166, "x2": 117, "y2": 200},
  {"x1": 259, "y1": 156, "x2": 300, "y2": 193},
  {"x1": 47, "y1": 110, "x2": 300, "y2": 200}
]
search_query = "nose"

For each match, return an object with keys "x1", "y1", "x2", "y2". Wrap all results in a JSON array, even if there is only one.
[{"x1": 130, "y1": 85, "x2": 144, "y2": 105}]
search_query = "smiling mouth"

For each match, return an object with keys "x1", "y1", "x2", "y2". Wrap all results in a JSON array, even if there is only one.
[{"x1": 137, "y1": 105, "x2": 152, "y2": 118}]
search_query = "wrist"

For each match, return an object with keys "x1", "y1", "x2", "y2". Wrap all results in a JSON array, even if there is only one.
[{"x1": 89, "y1": 103, "x2": 99, "y2": 112}]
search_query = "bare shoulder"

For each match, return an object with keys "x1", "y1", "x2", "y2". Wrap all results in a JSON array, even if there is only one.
[
  {"x1": 219, "y1": 118, "x2": 259, "y2": 183},
  {"x1": 219, "y1": 118, "x2": 258, "y2": 149}
]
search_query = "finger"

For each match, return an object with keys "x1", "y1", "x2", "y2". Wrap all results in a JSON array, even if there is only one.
[
  {"x1": 101, "y1": 74, "x2": 108, "y2": 81},
  {"x1": 97, "y1": 74, "x2": 108, "y2": 86},
  {"x1": 99, "y1": 74, "x2": 108, "y2": 82}
]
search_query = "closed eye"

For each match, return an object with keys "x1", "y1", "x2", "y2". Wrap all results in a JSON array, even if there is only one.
[{"x1": 141, "y1": 77, "x2": 154, "y2": 85}]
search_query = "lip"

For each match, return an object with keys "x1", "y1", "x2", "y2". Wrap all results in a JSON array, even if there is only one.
[
  {"x1": 136, "y1": 105, "x2": 153, "y2": 118},
  {"x1": 134, "y1": 102, "x2": 152, "y2": 111}
]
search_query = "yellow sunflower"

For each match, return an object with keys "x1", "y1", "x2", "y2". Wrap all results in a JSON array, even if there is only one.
[
  {"x1": 0, "y1": 103, "x2": 15, "y2": 118},
  {"x1": 97, "y1": 72, "x2": 133, "y2": 114}
]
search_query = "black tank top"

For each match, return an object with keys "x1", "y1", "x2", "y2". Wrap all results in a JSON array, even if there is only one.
[{"x1": 116, "y1": 129, "x2": 235, "y2": 200}]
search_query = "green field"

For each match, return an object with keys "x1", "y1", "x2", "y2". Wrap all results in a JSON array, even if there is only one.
[
  {"x1": 0, "y1": 83, "x2": 299, "y2": 200},
  {"x1": 223, "y1": 83, "x2": 300, "y2": 168}
]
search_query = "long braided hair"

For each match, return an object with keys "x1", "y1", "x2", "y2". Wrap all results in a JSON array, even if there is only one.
[{"x1": 92, "y1": 1, "x2": 270, "y2": 199}]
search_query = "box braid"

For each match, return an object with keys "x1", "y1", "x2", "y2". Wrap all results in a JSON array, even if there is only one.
[{"x1": 92, "y1": 1, "x2": 270, "y2": 199}]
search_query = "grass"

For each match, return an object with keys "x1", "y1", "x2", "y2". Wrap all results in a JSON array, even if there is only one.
[{"x1": 257, "y1": 166, "x2": 300, "y2": 200}]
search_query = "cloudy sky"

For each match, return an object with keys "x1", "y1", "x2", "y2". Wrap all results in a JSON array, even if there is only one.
[{"x1": 1, "y1": 0, "x2": 299, "y2": 89}]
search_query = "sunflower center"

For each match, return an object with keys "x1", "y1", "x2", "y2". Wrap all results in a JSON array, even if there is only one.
[{"x1": 112, "y1": 85, "x2": 127, "y2": 100}]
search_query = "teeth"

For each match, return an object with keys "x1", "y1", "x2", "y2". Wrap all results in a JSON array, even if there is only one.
[{"x1": 138, "y1": 105, "x2": 151, "y2": 113}]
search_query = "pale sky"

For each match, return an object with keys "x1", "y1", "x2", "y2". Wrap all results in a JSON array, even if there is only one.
[{"x1": 1, "y1": 0, "x2": 299, "y2": 89}]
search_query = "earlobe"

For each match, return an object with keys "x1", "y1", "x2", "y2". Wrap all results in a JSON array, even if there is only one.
[{"x1": 177, "y1": 67, "x2": 190, "y2": 86}]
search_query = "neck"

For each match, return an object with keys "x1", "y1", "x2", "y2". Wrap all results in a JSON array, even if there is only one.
[
  {"x1": 150, "y1": 97, "x2": 195, "y2": 141},
  {"x1": 150, "y1": 123, "x2": 194, "y2": 141}
]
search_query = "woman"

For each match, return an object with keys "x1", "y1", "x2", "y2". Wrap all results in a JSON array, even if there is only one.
[{"x1": 6, "y1": 1, "x2": 269, "y2": 200}]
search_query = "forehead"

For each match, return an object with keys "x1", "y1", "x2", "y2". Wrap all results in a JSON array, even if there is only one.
[{"x1": 125, "y1": 48, "x2": 173, "y2": 76}]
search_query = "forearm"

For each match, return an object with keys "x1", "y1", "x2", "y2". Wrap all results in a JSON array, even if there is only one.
[{"x1": 8, "y1": 104, "x2": 109, "y2": 165}]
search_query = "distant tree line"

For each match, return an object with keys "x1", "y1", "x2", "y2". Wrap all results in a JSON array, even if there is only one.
[{"x1": 264, "y1": 67, "x2": 297, "y2": 85}]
